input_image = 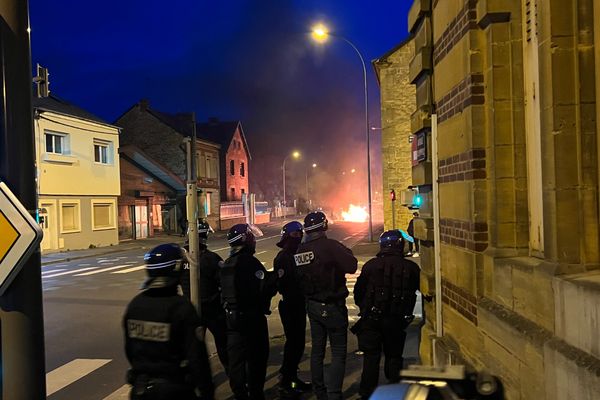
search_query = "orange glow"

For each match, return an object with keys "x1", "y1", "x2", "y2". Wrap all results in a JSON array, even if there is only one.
[{"x1": 341, "y1": 204, "x2": 368, "y2": 223}]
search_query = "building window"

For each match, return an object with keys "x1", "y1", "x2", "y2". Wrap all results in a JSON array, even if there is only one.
[
  {"x1": 94, "y1": 140, "x2": 112, "y2": 164},
  {"x1": 230, "y1": 160, "x2": 235, "y2": 176},
  {"x1": 92, "y1": 200, "x2": 116, "y2": 230},
  {"x1": 206, "y1": 154, "x2": 217, "y2": 179},
  {"x1": 241, "y1": 188, "x2": 245, "y2": 195},
  {"x1": 198, "y1": 152, "x2": 206, "y2": 178},
  {"x1": 240, "y1": 162, "x2": 245, "y2": 177},
  {"x1": 230, "y1": 188, "x2": 235, "y2": 199},
  {"x1": 59, "y1": 200, "x2": 81, "y2": 233},
  {"x1": 45, "y1": 131, "x2": 68, "y2": 154}
]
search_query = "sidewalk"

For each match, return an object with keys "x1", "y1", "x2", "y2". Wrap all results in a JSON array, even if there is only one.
[{"x1": 211, "y1": 320, "x2": 421, "y2": 400}]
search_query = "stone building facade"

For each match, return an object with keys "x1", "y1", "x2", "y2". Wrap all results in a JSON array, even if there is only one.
[
  {"x1": 405, "y1": 0, "x2": 600, "y2": 398},
  {"x1": 374, "y1": 38, "x2": 417, "y2": 232},
  {"x1": 115, "y1": 100, "x2": 221, "y2": 230}
]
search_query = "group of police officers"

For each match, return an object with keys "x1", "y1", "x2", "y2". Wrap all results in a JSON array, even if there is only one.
[{"x1": 123, "y1": 211, "x2": 420, "y2": 400}]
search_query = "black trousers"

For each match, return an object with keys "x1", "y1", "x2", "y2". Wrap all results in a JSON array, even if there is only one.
[
  {"x1": 226, "y1": 312, "x2": 269, "y2": 400},
  {"x1": 307, "y1": 300, "x2": 348, "y2": 400},
  {"x1": 357, "y1": 316, "x2": 407, "y2": 399},
  {"x1": 278, "y1": 299, "x2": 307, "y2": 380},
  {"x1": 202, "y1": 303, "x2": 229, "y2": 374}
]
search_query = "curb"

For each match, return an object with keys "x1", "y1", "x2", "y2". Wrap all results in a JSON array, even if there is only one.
[{"x1": 41, "y1": 245, "x2": 149, "y2": 266}]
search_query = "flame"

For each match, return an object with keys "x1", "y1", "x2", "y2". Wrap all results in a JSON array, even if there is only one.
[{"x1": 342, "y1": 204, "x2": 369, "y2": 223}]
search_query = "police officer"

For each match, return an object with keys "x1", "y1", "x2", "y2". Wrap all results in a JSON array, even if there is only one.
[
  {"x1": 295, "y1": 211, "x2": 358, "y2": 400},
  {"x1": 181, "y1": 220, "x2": 229, "y2": 373},
  {"x1": 123, "y1": 243, "x2": 214, "y2": 400},
  {"x1": 274, "y1": 221, "x2": 312, "y2": 397},
  {"x1": 220, "y1": 224, "x2": 277, "y2": 400},
  {"x1": 353, "y1": 230, "x2": 420, "y2": 400}
]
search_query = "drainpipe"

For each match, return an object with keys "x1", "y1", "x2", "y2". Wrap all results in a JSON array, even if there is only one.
[{"x1": 431, "y1": 113, "x2": 444, "y2": 365}]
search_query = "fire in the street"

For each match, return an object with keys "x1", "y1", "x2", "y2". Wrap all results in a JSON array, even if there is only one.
[{"x1": 341, "y1": 204, "x2": 369, "y2": 223}]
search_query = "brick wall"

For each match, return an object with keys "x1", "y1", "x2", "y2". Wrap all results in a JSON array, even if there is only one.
[
  {"x1": 225, "y1": 128, "x2": 249, "y2": 201},
  {"x1": 375, "y1": 39, "x2": 416, "y2": 232},
  {"x1": 116, "y1": 104, "x2": 186, "y2": 180}
]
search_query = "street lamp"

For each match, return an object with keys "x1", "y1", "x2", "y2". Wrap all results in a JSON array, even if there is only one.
[
  {"x1": 282, "y1": 150, "x2": 300, "y2": 217},
  {"x1": 306, "y1": 163, "x2": 317, "y2": 205},
  {"x1": 311, "y1": 23, "x2": 373, "y2": 241}
]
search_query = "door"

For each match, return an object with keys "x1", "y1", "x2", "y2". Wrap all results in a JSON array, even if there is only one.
[
  {"x1": 39, "y1": 203, "x2": 57, "y2": 250},
  {"x1": 135, "y1": 205, "x2": 148, "y2": 239}
]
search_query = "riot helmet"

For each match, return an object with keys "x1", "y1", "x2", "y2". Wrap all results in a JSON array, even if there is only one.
[
  {"x1": 304, "y1": 211, "x2": 328, "y2": 233},
  {"x1": 276, "y1": 220, "x2": 304, "y2": 248},
  {"x1": 379, "y1": 229, "x2": 414, "y2": 251},
  {"x1": 198, "y1": 219, "x2": 212, "y2": 245},
  {"x1": 142, "y1": 243, "x2": 184, "y2": 289},
  {"x1": 227, "y1": 223, "x2": 257, "y2": 250}
]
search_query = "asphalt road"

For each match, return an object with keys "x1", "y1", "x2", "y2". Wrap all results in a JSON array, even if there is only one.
[{"x1": 43, "y1": 220, "x2": 378, "y2": 400}]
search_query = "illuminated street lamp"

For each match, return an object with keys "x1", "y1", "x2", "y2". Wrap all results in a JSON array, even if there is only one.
[
  {"x1": 306, "y1": 162, "x2": 318, "y2": 205},
  {"x1": 310, "y1": 23, "x2": 373, "y2": 241},
  {"x1": 282, "y1": 150, "x2": 300, "y2": 216},
  {"x1": 351, "y1": 168, "x2": 356, "y2": 174}
]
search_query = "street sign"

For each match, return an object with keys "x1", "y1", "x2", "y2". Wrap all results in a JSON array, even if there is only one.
[{"x1": 0, "y1": 181, "x2": 43, "y2": 295}]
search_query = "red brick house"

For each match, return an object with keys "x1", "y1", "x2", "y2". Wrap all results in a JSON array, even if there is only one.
[{"x1": 197, "y1": 118, "x2": 251, "y2": 201}]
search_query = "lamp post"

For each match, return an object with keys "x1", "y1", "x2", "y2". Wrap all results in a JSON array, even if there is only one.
[
  {"x1": 311, "y1": 24, "x2": 373, "y2": 241},
  {"x1": 282, "y1": 150, "x2": 300, "y2": 217},
  {"x1": 305, "y1": 163, "x2": 317, "y2": 206}
]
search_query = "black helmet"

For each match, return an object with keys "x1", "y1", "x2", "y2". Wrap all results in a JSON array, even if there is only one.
[
  {"x1": 198, "y1": 219, "x2": 212, "y2": 245},
  {"x1": 379, "y1": 229, "x2": 414, "y2": 250},
  {"x1": 276, "y1": 221, "x2": 303, "y2": 248},
  {"x1": 304, "y1": 211, "x2": 328, "y2": 232},
  {"x1": 227, "y1": 223, "x2": 256, "y2": 248},
  {"x1": 142, "y1": 243, "x2": 184, "y2": 289}
]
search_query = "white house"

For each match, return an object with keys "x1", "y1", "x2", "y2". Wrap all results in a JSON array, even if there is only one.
[{"x1": 33, "y1": 95, "x2": 121, "y2": 251}]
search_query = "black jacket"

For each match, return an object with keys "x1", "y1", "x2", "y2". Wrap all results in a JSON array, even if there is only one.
[
  {"x1": 354, "y1": 248, "x2": 420, "y2": 317},
  {"x1": 181, "y1": 246, "x2": 223, "y2": 307},
  {"x1": 295, "y1": 232, "x2": 358, "y2": 303},
  {"x1": 123, "y1": 286, "x2": 210, "y2": 387},
  {"x1": 274, "y1": 247, "x2": 304, "y2": 303},
  {"x1": 220, "y1": 247, "x2": 277, "y2": 316}
]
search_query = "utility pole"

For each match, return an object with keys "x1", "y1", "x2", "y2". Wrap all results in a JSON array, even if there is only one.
[
  {"x1": 184, "y1": 113, "x2": 201, "y2": 316},
  {"x1": 0, "y1": 1, "x2": 47, "y2": 398}
]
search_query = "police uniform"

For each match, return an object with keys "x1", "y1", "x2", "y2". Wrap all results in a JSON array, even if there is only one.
[
  {"x1": 123, "y1": 244, "x2": 214, "y2": 400},
  {"x1": 221, "y1": 224, "x2": 277, "y2": 400},
  {"x1": 295, "y1": 212, "x2": 357, "y2": 400},
  {"x1": 353, "y1": 239, "x2": 420, "y2": 399},
  {"x1": 274, "y1": 221, "x2": 311, "y2": 395},
  {"x1": 181, "y1": 244, "x2": 229, "y2": 373}
]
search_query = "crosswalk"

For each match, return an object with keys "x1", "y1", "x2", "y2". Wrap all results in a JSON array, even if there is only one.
[{"x1": 42, "y1": 262, "x2": 146, "y2": 280}]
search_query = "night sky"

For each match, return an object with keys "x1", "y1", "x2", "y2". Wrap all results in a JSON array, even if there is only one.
[{"x1": 29, "y1": 1, "x2": 411, "y2": 207}]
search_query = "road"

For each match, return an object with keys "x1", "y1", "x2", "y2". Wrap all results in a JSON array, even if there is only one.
[{"x1": 43, "y1": 220, "x2": 382, "y2": 400}]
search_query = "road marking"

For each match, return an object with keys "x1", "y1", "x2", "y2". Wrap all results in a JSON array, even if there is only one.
[
  {"x1": 43, "y1": 267, "x2": 98, "y2": 278},
  {"x1": 347, "y1": 305, "x2": 357, "y2": 311},
  {"x1": 98, "y1": 259, "x2": 118, "y2": 263},
  {"x1": 256, "y1": 251, "x2": 267, "y2": 255},
  {"x1": 125, "y1": 261, "x2": 138, "y2": 264},
  {"x1": 46, "y1": 358, "x2": 111, "y2": 396},
  {"x1": 75, "y1": 265, "x2": 131, "y2": 276},
  {"x1": 111, "y1": 265, "x2": 145, "y2": 274},
  {"x1": 103, "y1": 384, "x2": 130, "y2": 399},
  {"x1": 42, "y1": 264, "x2": 66, "y2": 268},
  {"x1": 343, "y1": 236, "x2": 353, "y2": 241},
  {"x1": 42, "y1": 269, "x2": 65, "y2": 275}
]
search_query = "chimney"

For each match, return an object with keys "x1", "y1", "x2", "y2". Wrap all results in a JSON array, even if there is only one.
[
  {"x1": 139, "y1": 99, "x2": 149, "y2": 111},
  {"x1": 34, "y1": 64, "x2": 50, "y2": 98}
]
